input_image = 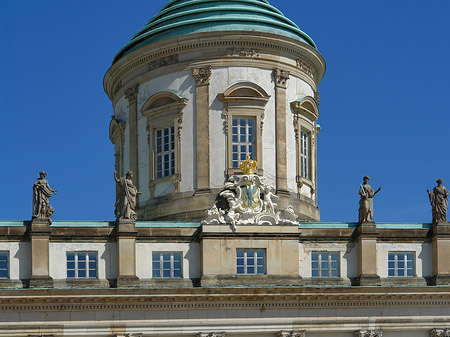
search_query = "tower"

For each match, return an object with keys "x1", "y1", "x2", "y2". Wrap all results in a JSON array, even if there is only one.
[{"x1": 104, "y1": 0, "x2": 326, "y2": 221}]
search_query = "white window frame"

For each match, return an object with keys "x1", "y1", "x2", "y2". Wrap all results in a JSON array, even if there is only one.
[
  {"x1": 152, "y1": 252, "x2": 183, "y2": 278},
  {"x1": 231, "y1": 117, "x2": 256, "y2": 169},
  {"x1": 236, "y1": 248, "x2": 266, "y2": 275},
  {"x1": 388, "y1": 252, "x2": 415, "y2": 277},
  {"x1": 300, "y1": 128, "x2": 311, "y2": 179},
  {"x1": 0, "y1": 251, "x2": 9, "y2": 279},
  {"x1": 155, "y1": 125, "x2": 175, "y2": 179},
  {"x1": 311, "y1": 251, "x2": 340, "y2": 278},
  {"x1": 67, "y1": 252, "x2": 98, "y2": 279}
]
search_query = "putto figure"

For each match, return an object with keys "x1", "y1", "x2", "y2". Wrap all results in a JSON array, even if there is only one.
[
  {"x1": 32, "y1": 171, "x2": 57, "y2": 223},
  {"x1": 358, "y1": 176, "x2": 381, "y2": 224},
  {"x1": 427, "y1": 178, "x2": 449, "y2": 224},
  {"x1": 114, "y1": 170, "x2": 141, "y2": 221}
]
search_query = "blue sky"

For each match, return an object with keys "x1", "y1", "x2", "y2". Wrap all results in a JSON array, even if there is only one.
[{"x1": 1, "y1": 0, "x2": 449, "y2": 223}]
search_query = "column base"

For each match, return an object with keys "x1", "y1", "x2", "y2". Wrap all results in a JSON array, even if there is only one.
[
  {"x1": 430, "y1": 274, "x2": 450, "y2": 285},
  {"x1": 116, "y1": 275, "x2": 140, "y2": 288},
  {"x1": 194, "y1": 188, "x2": 212, "y2": 195},
  {"x1": 354, "y1": 274, "x2": 380, "y2": 286},
  {"x1": 29, "y1": 276, "x2": 53, "y2": 288}
]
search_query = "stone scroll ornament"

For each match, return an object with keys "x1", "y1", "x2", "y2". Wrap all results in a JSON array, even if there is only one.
[
  {"x1": 114, "y1": 170, "x2": 141, "y2": 221},
  {"x1": 32, "y1": 171, "x2": 57, "y2": 224},
  {"x1": 358, "y1": 175, "x2": 381, "y2": 224},
  {"x1": 202, "y1": 155, "x2": 298, "y2": 230},
  {"x1": 428, "y1": 178, "x2": 449, "y2": 224}
]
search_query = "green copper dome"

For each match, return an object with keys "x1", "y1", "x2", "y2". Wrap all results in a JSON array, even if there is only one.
[{"x1": 113, "y1": 0, "x2": 316, "y2": 63}]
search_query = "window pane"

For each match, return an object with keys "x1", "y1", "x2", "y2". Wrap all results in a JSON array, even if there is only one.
[
  {"x1": 78, "y1": 269, "x2": 86, "y2": 278},
  {"x1": 67, "y1": 270, "x2": 75, "y2": 278}
]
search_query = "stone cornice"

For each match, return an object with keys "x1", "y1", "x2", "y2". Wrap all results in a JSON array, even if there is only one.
[
  {"x1": 104, "y1": 31, "x2": 325, "y2": 101},
  {"x1": 1, "y1": 287, "x2": 450, "y2": 312}
]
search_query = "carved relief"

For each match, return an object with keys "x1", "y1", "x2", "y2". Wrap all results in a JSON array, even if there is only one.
[
  {"x1": 149, "y1": 54, "x2": 178, "y2": 71},
  {"x1": 221, "y1": 107, "x2": 229, "y2": 134},
  {"x1": 227, "y1": 48, "x2": 259, "y2": 57},
  {"x1": 296, "y1": 59, "x2": 314, "y2": 78},
  {"x1": 273, "y1": 68, "x2": 290, "y2": 88},
  {"x1": 354, "y1": 330, "x2": 383, "y2": 337},
  {"x1": 278, "y1": 331, "x2": 305, "y2": 337},
  {"x1": 314, "y1": 90, "x2": 320, "y2": 105},
  {"x1": 431, "y1": 328, "x2": 450, "y2": 337},
  {"x1": 198, "y1": 333, "x2": 226, "y2": 337},
  {"x1": 125, "y1": 84, "x2": 139, "y2": 103},
  {"x1": 192, "y1": 66, "x2": 212, "y2": 85}
]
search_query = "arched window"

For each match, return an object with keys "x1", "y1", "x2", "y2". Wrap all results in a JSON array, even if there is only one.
[
  {"x1": 141, "y1": 91, "x2": 187, "y2": 198},
  {"x1": 218, "y1": 82, "x2": 270, "y2": 176},
  {"x1": 290, "y1": 96, "x2": 319, "y2": 196}
]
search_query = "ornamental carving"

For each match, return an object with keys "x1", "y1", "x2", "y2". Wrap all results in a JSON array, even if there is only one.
[
  {"x1": 192, "y1": 66, "x2": 212, "y2": 85},
  {"x1": 278, "y1": 331, "x2": 305, "y2": 337},
  {"x1": 149, "y1": 54, "x2": 178, "y2": 71},
  {"x1": 314, "y1": 91, "x2": 320, "y2": 105},
  {"x1": 125, "y1": 84, "x2": 138, "y2": 103},
  {"x1": 354, "y1": 330, "x2": 383, "y2": 337},
  {"x1": 431, "y1": 328, "x2": 450, "y2": 337},
  {"x1": 296, "y1": 59, "x2": 314, "y2": 78},
  {"x1": 227, "y1": 48, "x2": 259, "y2": 57},
  {"x1": 202, "y1": 156, "x2": 298, "y2": 230},
  {"x1": 273, "y1": 68, "x2": 290, "y2": 88}
]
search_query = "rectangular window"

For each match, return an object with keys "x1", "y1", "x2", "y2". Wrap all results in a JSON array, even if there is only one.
[
  {"x1": 0, "y1": 252, "x2": 9, "y2": 279},
  {"x1": 67, "y1": 252, "x2": 98, "y2": 279},
  {"x1": 152, "y1": 252, "x2": 182, "y2": 278},
  {"x1": 388, "y1": 252, "x2": 414, "y2": 277},
  {"x1": 236, "y1": 249, "x2": 266, "y2": 275},
  {"x1": 311, "y1": 252, "x2": 339, "y2": 277},
  {"x1": 300, "y1": 129, "x2": 310, "y2": 179},
  {"x1": 155, "y1": 126, "x2": 175, "y2": 178},
  {"x1": 232, "y1": 118, "x2": 255, "y2": 168}
]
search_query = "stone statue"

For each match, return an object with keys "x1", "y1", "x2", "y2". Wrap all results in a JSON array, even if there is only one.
[
  {"x1": 32, "y1": 171, "x2": 57, "y2": 223},
  {"x1": 114, "y1": 170, "x2": 141, "y2": 221},
  {"x1": 263, "y1": 185, "x2": 279, "y2": 213},
  {"x1": 428, "y1": 178, "x2": 449, "y2": 224},
  {"x1": 358, "y1": 176, "x2": 381, "y2": 224}
]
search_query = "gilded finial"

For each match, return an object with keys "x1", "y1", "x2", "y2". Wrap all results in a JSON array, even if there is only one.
[{"x1": 240, "y1": 155, "x2": 257, "y2": 174}]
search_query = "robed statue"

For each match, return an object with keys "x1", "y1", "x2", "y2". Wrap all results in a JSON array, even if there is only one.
[
  {"x1": 32, "y1": 171, "x2": 57, "y2": 222},
  {"x1": 114, "y1": 170, "x2": 141, "y2": 221},
  {"x1": 358, "y1": 176, "x2": 381, "y2": 224},
  {"x1": 428, "y1": 178, "x2": 449, "y2": 224}
]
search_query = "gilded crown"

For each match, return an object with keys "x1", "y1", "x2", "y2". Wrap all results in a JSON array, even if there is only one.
[{"x1": 240, "y1": 155, "x2": 257, "y2": 174}]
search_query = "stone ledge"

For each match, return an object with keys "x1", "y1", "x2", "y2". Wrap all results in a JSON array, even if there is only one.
[{"x1": 201, "y1": 274, "x2": 302, "y2": 287}]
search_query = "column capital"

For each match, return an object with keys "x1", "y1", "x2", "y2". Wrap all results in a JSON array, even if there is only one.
[
  {"x1": 354, "y1": 330, "x2": 383, "y2": 337},
  {"x1": 197, "y1": 333, "x2": 225, "y2": 337},
  {"x1": 273, "y1": 68, "x2": 290, "y2": 88},
  {"x1": 430, "y1": 328, "x2": 450, "y2": 337},
  {"x1": 125, "y1": 84, "x2": 139, "y2": 103},
  {"x1": 278, "y1": 331, "x2": 306, "y2": 337},
  {"x1": 192, "y1": 66, "x2": 212, "y2": 85}
]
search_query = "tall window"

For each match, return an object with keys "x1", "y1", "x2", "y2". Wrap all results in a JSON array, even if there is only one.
[
  {"x1": 232, "y1": 118, "x2": 255, "y2": 168},
  {"x1": 152, "y1": 252, "x2": 182, "y2": 278},
  {"x1": 67, "y1": 252, "x2": 97, "y2": 279},
  {"x1": 236, "y1": 249, "x2": 266, "y2": 275},
  {"x1": 388, "y1": 252, "x2": 414, "y2": 277},
  {"x1": 0, "y1": 252, "x2": 9, "y2": 279},
  {"x1": 155, "y1": 126, "x2": 175, "y2": 178},
  {"x1": 300, "y1": 129, "x2": 310, "y2": 179},
  {"x1": 311, "y1": 252, "x2": 339, "y2": 277}
]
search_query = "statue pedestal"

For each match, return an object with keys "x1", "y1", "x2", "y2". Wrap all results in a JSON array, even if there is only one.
[
  {"x1": 353, "y1": 223, "x2": 380, "y2": 286},
  {"x1": 29, "y1": 219, "x2": 53, "y2": 288},
  {"x1": 431, "y1": 223, "x2": 450, "y2": 285},
  {"x1": 115, "y1": 219, "x2": 140, "y2": 287}
]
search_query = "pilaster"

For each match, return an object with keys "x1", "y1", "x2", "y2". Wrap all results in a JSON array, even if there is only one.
[
  {"x1": 273, "y1": 68, "x2": 290, "y2": 194},
  {"x1": 431, "y1": 223, "x2": 450, "y2": 285},
  {"x1": 115, "y1": 219, "x2": 139, "y2": 287},
  {"x1": 354, "y1": 223, "x2": 380, "y2": 286},
  {"x1": 192, "y1": 66, "x2": 212, "y2": 192},
  {"x1": 29, "y1": 219, "x2": 53, "y2": 288},
  {"x1": 125, "y1": 84, "x2": 139, "y2": 189}
]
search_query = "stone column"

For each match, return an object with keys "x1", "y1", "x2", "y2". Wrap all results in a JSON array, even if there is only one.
[
  {"x1": 278, "y1": 330, "x2": 306, "y2": 337},
  {"x1": 192, "y1": 66, "x2": 212, "y2": 192},
  {"x1": 273, "y1": 68, "x2": 290, "y2": 195},
  {"x1": 354, "y1": 330, "x2": 383, "y2": 337},
  {"x1": 354, "y1": 223, "x2": 380, "y2": 286},
  {"x1": 29, "y1": 220, "x2": 53, "y2": 288},
  {"x1": 431, "y1": 225, "x2": 450, "y2": 285},
  {"x1": 116, "y1": 219, "x2": 139, "y2": 287},
  {"x1": 125, "y1": 85, "x2": 139, "y2": 188}
]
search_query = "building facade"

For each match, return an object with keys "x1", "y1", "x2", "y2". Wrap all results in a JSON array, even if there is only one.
[{"x1": 1, "y1": 0, "x2": 450, "y2": 336}]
